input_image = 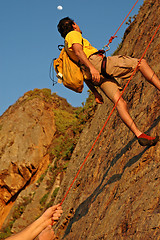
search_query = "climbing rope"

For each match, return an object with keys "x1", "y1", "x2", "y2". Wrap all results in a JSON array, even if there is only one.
[
  {"x1": 103, "y1": 0, "x2": 140, "y2": 51},
  {"x1": 60, "y1": 23, "x2": 160, "y2": 206}
]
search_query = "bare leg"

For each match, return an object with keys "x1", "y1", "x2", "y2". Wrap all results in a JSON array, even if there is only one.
[
  {"x1": 139, "y1": 59, "x2": 160, "y2": 90},
  {"x1": 100, "y1": 82, "x2": 159, "y2": 145},
  {"x1": 99, "y1": 58, "x2": 159, "y2": 146},
  {"x1": 84, "y1": 80, "x2": 104, "y2": 104},
  {"x1": 112, "y1": 90, "x2": 159, "y2": 145},
  {"x1": 112, "y1": 90, "x2": 142, "y2": 137}
]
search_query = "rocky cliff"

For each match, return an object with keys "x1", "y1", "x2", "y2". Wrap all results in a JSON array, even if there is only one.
[
  {"x1": 0, "y1": 89, "x2": 56, "y2": 225},
  {"x1": 54, "y1": 0, "x2": 160, "y2": 239},
  {"x1": 0, "y1": 88, "x2": 96, "y2": 238},
  {"x1": 0, "y1": 0, "x2": 160, "y2": 239}
]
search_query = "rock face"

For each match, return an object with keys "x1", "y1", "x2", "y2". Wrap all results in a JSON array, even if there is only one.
[
  {"x1": 0, "y1": 89, "x2": 56, "y2": 226},
  {"x1": 0, "y1": 0, "x2": 160, "y2": 239},
  {"x1": 0, "y1": 87, "x2": 93, "y2": 237},
  {"x1": 54, "y1": 0, "x2": 160, "y2": 239}
]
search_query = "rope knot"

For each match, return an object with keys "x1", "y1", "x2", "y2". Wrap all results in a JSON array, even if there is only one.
[{"x1": 109, "y1": 35, "x2": 117, "y2": 44}]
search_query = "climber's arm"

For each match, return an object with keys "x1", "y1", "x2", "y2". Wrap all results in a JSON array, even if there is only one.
[{"x1": 72, "y1": 43, "x2": 101, "y2": 84}]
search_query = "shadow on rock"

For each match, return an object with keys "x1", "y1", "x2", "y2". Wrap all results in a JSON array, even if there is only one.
[{"x1": 63, "y1": 115, "x2": 160, "y2": 238}]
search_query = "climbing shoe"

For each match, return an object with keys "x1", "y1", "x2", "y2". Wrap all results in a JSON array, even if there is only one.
[{"x1": 138, "y1": 133, "x2": 159, "y2": 146}]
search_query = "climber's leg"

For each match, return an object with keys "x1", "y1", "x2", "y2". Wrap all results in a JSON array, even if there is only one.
[
  {"x1": 138, "y1": 59, "x2": 160, "y2": 91},
  {"x1": 112, "y1": 90, "x2": 142, "y2": 137},
  {"x1": 108, "y1": 89, "x2": 159, "y2": 146},
  {"x1": 113, "y1": 90, "x2": 159, "y2": 146}
]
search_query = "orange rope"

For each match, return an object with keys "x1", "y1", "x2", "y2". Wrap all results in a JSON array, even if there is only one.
[
  {"x1": 104, "y1": 0, "x2": 140, "y2": 49},
  {"x1": 60, "y1": 24, "x2": 160, "y2": 206}
]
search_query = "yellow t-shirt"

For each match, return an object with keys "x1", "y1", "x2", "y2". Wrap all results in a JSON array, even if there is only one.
[{"x1": 65, "y1": 31, "x2": 98, "y2": 62}]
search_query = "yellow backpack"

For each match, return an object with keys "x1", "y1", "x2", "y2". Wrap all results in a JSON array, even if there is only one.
[{"x1": 53, "y1": 47, "x2": 84, "y2": 93}]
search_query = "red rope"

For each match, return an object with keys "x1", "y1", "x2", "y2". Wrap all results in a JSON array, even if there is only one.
[
  {"x1": 60, "y1": 24, "x2": 160, "y2": 206},
  {"x1": 105, "y1": 0, "x2": 140, "y2": 48}
]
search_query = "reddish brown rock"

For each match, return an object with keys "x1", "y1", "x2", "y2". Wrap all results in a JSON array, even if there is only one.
[
  {"x1": 1, "y1": 1, "x2": 160, "y2": 239},
  {"x1": 0, "y1": 89, "x2": 56, "y2": 226},
  {"x1": 54, "y1": 1, "x2": 160, "y2": 239}
]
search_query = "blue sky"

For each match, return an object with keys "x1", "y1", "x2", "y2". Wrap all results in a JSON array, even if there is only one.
[{"x1": 0, "y1": 0, "x2": 143, "y2": 116}]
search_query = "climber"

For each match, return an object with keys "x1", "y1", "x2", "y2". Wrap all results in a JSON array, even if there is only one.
[
  {"x1": 57, "y1": 17, "x2": 159, "y2": 147},
  {"x1": 5, "y1": 204, "x2": 63, "y2": 240}
]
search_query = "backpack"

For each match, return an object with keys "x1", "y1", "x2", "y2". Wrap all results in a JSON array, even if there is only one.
[{"x1": 53, "y1": 47, "x2": 84, "y2": 93}]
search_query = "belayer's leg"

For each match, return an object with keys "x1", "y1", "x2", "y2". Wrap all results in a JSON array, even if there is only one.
[{"x1": 138, "y1": 59, "x2": 160, "y2": 91}]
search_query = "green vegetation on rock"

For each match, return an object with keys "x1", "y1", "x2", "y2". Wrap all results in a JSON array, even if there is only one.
[{"x1": 50, "y1": 90, "x2": 96, "y2": 161}]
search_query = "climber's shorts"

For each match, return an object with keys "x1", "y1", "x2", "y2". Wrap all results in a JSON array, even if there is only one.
[
  {"x1": 106, "y1": 55, "x2": 139, "y2": 79},
  {"x1": 89, "y1": 54, "x2": 139, "y2": 101}
]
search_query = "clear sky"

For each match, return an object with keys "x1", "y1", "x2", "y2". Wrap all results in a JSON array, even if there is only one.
[{"x1": 0, "y1": 0, "x2": 143, "y2": 116}]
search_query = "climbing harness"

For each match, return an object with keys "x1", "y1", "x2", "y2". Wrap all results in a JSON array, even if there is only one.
[{"x1": 59, "y1": 23, "x2": 160, "y2": 205}]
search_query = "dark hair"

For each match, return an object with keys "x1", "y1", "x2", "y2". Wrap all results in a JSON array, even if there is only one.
[{"x1": 57, "y1": 17, "x2": 74, "y2": 38}]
